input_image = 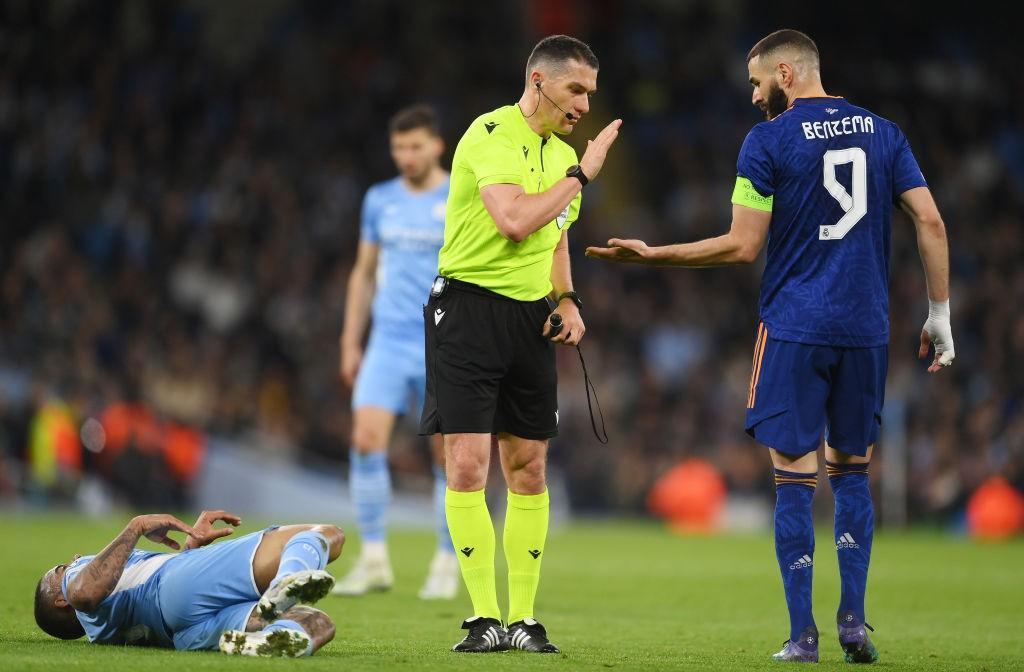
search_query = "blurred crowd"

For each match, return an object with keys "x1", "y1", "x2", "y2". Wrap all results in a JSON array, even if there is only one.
[{"x1": 1, "y1": 1, "x2": 1020, "y2": 522}]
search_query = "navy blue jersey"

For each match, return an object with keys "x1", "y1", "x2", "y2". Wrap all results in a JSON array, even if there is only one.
[{"x1": 735, "y1": 97, "x2": 927, "y2": 347}]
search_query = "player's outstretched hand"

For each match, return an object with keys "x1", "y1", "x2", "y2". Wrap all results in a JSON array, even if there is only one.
[
  {"x1": 585, "y1": 238, "x2": 651, "y2": 263},
  {"x1": 185, "y1": 509, "x2": 243, "y2": 550},
  {"x1": 130, "y1": 514, "x2": 199, "y2": 551},
  {"x1": 578, "y1": 119, "x2": 622, "y2": 181},
  {"x1": 919, "y1": 300, "x2": 955, "y2": 373}
]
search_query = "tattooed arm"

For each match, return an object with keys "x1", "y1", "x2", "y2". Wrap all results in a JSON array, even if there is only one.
[{"x1": 65, "y1": 514, "x2": 198, "y2": 612}]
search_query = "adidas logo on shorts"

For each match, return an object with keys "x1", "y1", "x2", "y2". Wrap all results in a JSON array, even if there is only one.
[
  {"x1": 789, "y1": 554, "x2": 813, "y2": 570},
  {"x1": 836, "y1": 532, "x2": 860, "y2": 549}
]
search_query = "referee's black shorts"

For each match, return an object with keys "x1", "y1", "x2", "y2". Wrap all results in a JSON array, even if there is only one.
[{"x1": 419, "y1": 277, "x2": 557, "y2": 440}]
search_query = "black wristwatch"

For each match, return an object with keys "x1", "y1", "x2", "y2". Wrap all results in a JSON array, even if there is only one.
[
  {"x1": 556, "y1": 291, "x2": 583, "y2": 310},
  {"x1": 565, "y1": 164, "x2": 588, "y2": 188}
]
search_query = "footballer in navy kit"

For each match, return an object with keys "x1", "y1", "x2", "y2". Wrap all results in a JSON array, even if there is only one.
[{"x1": 587, "y1": 29, "x2": 954, "y2": 664}]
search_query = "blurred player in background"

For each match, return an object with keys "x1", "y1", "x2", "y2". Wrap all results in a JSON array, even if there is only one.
[
  {"x1": 35, "y1": 511, "x2": 344, "y2": 657},
  {"x1": 421, "y1": 35, "x2": 620, "y2": 653},
  {"x1": 335, "y1": 105, "x2": 456, "y2": 599},
  {"x1": 587, "y1": 29, "x2": 953, "y2": 664}
]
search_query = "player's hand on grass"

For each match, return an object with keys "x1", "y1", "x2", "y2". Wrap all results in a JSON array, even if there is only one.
[
  {"x1": 585, "y1": 238, "x2": 651, "y2": 263},
  {"x1": 919, "y1": 300, "x2": 955, "y2": 373},
  {"x1": 185, "y1": 510, "x2": 242, "y2": 550},
  {"x1": 578, "y1": 119, "x2": 622, "y2": 180},
  {"x1": 130, "y1": 514, "x2": 199, "y2": 551},
  {"x1": 340, "y1": 344, "x2": 363, "y2": 388},
  {"x1": 543, "y1": 301, "x2": 586, "y2": 346}
]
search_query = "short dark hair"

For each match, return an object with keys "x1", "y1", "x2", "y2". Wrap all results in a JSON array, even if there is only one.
[
  {"x1": 746, "y1": 29, "x2": 819, "y2": 69},
  {"x1": 525, "y1": 34, "x2": 599, "y2": 80},
  {"x1": 34, "y1": 576, "x2": 85, "y2": 640},
  {"x1": 388, "y1": 105, "x2": 440, "y2": 136}
]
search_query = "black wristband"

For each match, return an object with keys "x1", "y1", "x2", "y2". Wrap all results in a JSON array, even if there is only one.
[{"x1": 556, "y1": 291, "x2": 583, "y2": 311}]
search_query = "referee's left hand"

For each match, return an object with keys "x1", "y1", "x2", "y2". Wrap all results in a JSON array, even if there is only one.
[{"x1": 544, "y1": 302, "x2": 586, "y2": 346}]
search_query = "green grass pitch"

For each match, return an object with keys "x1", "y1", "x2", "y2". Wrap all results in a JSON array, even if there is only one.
[{"x1": 2, "y1": 515, "x2": 1022, "y2": 671}]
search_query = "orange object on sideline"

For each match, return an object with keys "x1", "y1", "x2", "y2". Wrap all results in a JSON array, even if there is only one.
[
  {"x1": 966, "y1": 477, "x2": 1024, "y2": 540},
  {"x1": 164, "y1": 424, "x2": 205, "y2": 483},
  {"x1": 647, "y1": 458, "x2": 727, "y2": 533}
]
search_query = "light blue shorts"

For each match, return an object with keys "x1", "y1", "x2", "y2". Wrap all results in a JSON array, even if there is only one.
[
  {"x1": 158, "y1": 527, "x2": 274, "y2": 650},
  {"x1": 352, "y1": 331, "x2": 426, "y2": 417}
]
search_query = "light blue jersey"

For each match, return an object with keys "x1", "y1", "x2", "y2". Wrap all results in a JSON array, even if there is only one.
[
  {"x1": 61, "y1": 529, "x2": 272, "y2": 650},
  {"x1": 360, "y1": 176, "x2": 448, "y2": 337},
  {"x1": 62, "y1": 550, "x2": 175, "y2": 646},
  {"x1": 353, "y1": 176, "x2": 447, "y2": 415}
]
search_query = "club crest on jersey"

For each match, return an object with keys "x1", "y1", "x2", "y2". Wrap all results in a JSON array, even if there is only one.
[{"x1": 556, "y1": 205, "x2": 570, "y2": 229}]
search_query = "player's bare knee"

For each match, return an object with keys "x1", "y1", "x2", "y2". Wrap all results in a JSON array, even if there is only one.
[
  {"x1": 509, "y1": 454, "x2": 546, "y2": 492},
  {"x1": 446, "y1": 451, "x2": 488, "y2": 490},
  {"x1": 351, "y1": 425, "x2": 387, "y2": 453},
  {"x1": 825, "y1": 442, "x2": 872, "y2": 464},
  {"x1": 310, "y1": 525, "x2": 345, "y2": 559}
]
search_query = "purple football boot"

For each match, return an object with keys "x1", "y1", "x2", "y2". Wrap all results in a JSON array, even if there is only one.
[
  {"x1": 837, "y1": 611, "x2": 879, "y2": 663},
  {"x1": 772, "y1": 626, "x2": 819, "y2": 663}
]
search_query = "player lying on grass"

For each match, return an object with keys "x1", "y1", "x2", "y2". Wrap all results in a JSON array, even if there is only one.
[{"x1": 34, "y1": 510, "x2": 344, "y2": 657}]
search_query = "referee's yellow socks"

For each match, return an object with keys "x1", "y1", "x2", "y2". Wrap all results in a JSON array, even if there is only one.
[
  {"x1": 445, "y1": 487, "x2": 500, "y2": 620},
  {"x1": 504, "y1": 489, "x2": 549, "y2": 624}
]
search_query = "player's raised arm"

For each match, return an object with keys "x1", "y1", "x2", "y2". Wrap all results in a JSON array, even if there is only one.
[
  {"x1": 899, "y1": 186, "x2": 954, "y2": 372},
  {"x1": 66, "y1": 515, "x2": 197, "y2": 611},
  {"x1": 481, "y1": 119, "x2": 621, "y2": 243},
  {"x1": 586, "y1": 203, "x2": 771, "y2": 266}
]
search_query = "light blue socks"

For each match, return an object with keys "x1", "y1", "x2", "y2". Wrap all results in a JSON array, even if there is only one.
[{"x1": 350, "y1": 449, "x2": 391, "y2": 543}]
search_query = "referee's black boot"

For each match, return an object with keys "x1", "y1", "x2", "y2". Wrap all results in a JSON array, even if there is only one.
[
  {"x1": 507, "y1": 618, "x2": 560, "y2": 653},
  {"x1": 451, "y1": 617, "x2": 509, "y2": 653}
]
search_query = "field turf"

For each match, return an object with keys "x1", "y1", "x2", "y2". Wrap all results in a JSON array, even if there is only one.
[{"x1": 1, "y1": 515, "x2": 1021, "y2": 671}]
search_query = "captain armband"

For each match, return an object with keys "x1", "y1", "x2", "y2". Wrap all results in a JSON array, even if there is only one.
[{"x1": 731, "y1": 176, "x2": 774, "y2": 212}]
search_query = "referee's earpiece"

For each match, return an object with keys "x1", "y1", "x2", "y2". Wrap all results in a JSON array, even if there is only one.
[{"x1": 534, "y1": 78, "x2": 576, "y2": 121}]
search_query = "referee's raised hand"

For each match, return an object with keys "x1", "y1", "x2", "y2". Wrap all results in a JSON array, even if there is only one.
[{"x1": 579, "y1": 119, "x2": 622, "y2": 180}]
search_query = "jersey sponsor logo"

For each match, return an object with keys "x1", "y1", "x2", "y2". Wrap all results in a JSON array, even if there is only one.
[
  {"x1": 826, "y1": 107, "x2": 838, "y2": 115},
  {"x1": 484, "y1": 121, "x2": 498, "y2": 134},
  {"x1": 555, "y1": 205, "x2": 570, "y2": 229},
  {"x1": 434, "y1": 308, "x2": 446, "y2": 325}
]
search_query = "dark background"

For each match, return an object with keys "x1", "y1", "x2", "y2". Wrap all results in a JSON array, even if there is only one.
[{"x1": 1, "y1": 0, "x2": 1020, "y2": 524}]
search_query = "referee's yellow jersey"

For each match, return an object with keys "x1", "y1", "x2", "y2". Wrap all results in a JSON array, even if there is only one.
[{"x1": 438, "y1": 105, "x2": 582, "y2": 301}]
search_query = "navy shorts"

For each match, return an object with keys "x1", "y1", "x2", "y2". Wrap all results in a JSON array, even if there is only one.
[{"x1": 745, "y1": 323, "x2": 887, "y2": 457}]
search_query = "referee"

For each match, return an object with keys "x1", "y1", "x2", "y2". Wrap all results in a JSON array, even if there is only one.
[{"x1": 420, "y1": 35, "x2": 620, "y2": 653}]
